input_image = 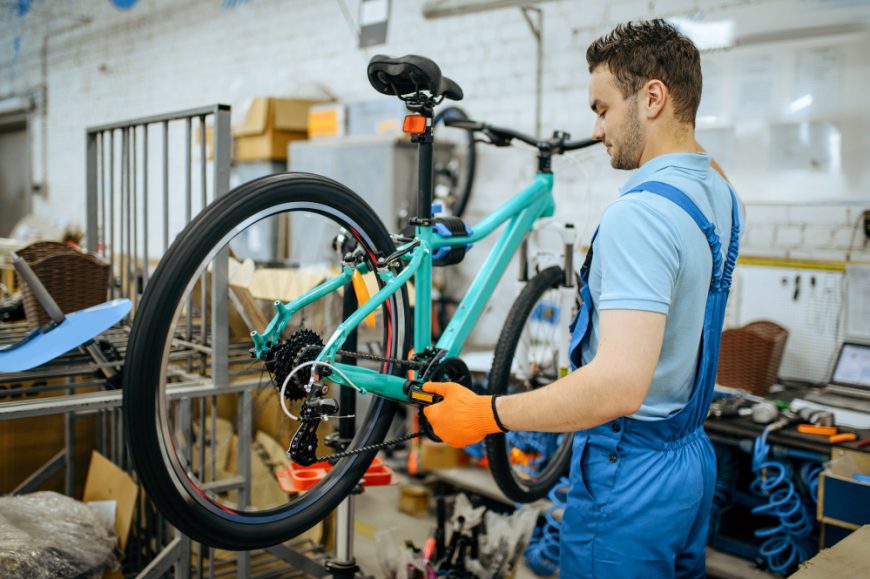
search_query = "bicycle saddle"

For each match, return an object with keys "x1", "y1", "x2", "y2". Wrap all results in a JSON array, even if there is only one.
[{"x1": 368, "y1": 54, "x2": 463, "y2": 101}]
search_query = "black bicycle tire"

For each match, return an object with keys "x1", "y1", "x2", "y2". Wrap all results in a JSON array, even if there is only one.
[
  {"x1": 123, "y1": 172, "x2": 410, "y2": 550},
  {"x1": 485, "y1": 265, "x2": 573, "y2": 503},
  {"x1": 433, "y1": 106, "x2": 477, "y2": 218}
]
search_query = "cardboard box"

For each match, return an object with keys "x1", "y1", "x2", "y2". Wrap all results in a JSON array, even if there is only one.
[
  {"x1": 235, "y1": 97, "x2": 322, "y2": 161},
  {"x1": 792, "y1": 525, "x2": 870, "y2": 578},
  {"x1": 0, "y1": 379, "x2": 99, "y2": 497},
  {"x1": 83, "y1": 451, "x2": 138, "y2": 552},
  {"x1": 307, "y1": 103, "x2": 346, "y2": 139},
  {"x1": 418, "y1": 439, "x2": 470, "y2": 471},
  {"x1": 817, "y1": 449, "x2": 870, "y2": 531},
  {"x1": 200, "y1": 97, "x2": 325, "y2": 161}
]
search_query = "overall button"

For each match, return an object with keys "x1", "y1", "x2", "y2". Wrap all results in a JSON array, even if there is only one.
[
  {"x1": 608, "y1": 454, "x2": 618, "y2": 463},
  {"x1": 611, "y1": 422, "x2": 621, "y2": 433}
]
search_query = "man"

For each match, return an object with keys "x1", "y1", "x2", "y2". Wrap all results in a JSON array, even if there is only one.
[{"x1": 423, "y1": 19, "x2": 741, "y2": 577}]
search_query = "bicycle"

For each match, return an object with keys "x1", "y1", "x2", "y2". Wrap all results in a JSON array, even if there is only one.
[{"x1": 123, "y1": 54, "x2": 598, "y2": 550}]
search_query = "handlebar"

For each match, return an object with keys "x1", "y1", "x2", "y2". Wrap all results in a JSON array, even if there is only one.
[
  {"x1": 443, "y1": 118, "x2": 599, "y2": 155},
  {"x1": 563, "y1": 138, "x2": 599, "y2": 151}
]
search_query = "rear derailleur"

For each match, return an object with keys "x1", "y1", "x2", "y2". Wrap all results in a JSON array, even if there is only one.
[{"x1": 287, "y1": 379, "x2": 339, "y2": 466}]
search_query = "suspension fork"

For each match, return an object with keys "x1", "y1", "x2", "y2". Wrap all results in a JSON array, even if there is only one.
[{"x1": 524, "y1": 218, "x2": 578, "y2": 379}]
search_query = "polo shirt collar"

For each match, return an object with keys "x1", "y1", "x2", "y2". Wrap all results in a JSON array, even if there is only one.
[{"x1": 619, "y1": 153, "x2": 710, "y2": 196}]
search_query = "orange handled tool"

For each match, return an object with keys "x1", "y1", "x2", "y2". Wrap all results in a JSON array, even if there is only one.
[
  {"x1": 797, "y1": 424, "x2": 838, "y2": 436},
  {"x1": 829, "y1": 433, "x2": 858, "y2": 444}
]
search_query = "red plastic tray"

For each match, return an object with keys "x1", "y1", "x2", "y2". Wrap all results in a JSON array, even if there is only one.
[{"x1": 276, "y1": 457, "x2": 394, "y2": 493}]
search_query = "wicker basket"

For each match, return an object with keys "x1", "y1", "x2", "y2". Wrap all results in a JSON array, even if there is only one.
[
  {"x1": 16, "y1": 241, "x2": 110, "y2": 329},
  {"x1": 717, "y1": 320, "x2": 789, "y2": 395}
]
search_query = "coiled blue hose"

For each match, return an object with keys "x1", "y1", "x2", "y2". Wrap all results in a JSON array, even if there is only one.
[
  {"x1": 751, "y1": 430, "x2": 819, "y2": 574},
  {"x1": 463, "y1": 440, "x2": 485, "y2": 461},
  {"x1": 507, "y1": 431, "x2": 561, "y2": 477},
  {"x1": 799, "y1": 461, "x2": 822, "y2": 503},
  {"x1": 524, "y1": 476, "x2": 570, "y2": 576},
  {"x1": 464, "y1": 432, "x2": 561, "y2": 475}
]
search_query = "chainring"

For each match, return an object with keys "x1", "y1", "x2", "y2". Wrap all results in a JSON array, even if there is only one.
[
  {"x1": 424, "y1": 356, "x2": 473, "y2": 388},
  {"x1": 264, "y1": 329, "x2": 324, "y2": 401},
  {"x1": 418, "y1": 356, "x2": 473, "y2": 442}
]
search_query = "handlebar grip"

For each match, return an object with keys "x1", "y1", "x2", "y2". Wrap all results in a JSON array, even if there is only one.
[
  {"x1": 563, "y1": 138, "x2": 600, "y2": 151},
  {"x1": 443, "y1": 118, "x2": 485, "y2": 131}
]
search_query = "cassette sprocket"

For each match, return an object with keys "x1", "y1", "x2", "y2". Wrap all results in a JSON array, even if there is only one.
[{"x1": 264, "y1": 329, "x2": 324, "y2": 400}]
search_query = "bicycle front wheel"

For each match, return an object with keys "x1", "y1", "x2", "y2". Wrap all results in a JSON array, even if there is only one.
[
  {"x1": 485, "y1": 266, "x2": 573, "y2": 503},
  {"x1": 123, "y1": 172, "x2": 410, "y2": 550}
]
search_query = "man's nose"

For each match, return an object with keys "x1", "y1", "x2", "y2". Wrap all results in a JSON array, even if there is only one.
[
  {"x1": 592, "y1": 119, "x2": 604, "y2": 141},
  {"x1": 591, "y1": 122, "x2": 604, "y2": 141}
]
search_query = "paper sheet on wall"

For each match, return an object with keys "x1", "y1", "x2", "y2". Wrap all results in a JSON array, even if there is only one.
[
  {"x1": 769, "y1": 121, "x2": 841, "y2": 173},
  {"x1": 698, "y1": 57, "x2": 727, "y2": 123},
  {"x1": 793, "y1": 47, "x2": 843, "y2": 118},
  {"x1": 845, "y1": 265, "x2": 870, "y2": 340},
  {"x1": 735, "y1": 54, "x2": 777, "y2": 118}
]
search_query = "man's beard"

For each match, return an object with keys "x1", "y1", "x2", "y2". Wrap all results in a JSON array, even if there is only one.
[{"x1": 611, "y1": 97, "x2": 644, "y2": 170}]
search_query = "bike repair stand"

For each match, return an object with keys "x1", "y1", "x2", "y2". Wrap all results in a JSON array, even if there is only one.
[
  {"x1": 327, "y1": 495, "x2": 359, "y2": 578},
  {"x1": 323, "y1": 285, "x2": 363, "y2": 578}
]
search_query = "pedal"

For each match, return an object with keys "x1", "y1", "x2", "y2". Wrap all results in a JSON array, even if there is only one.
[{"x1": 403, "y1": 379, "x2": 443, "y2": 406}]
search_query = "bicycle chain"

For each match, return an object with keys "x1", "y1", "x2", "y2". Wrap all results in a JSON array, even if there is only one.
[
  {"x1": 290, "y1": 347, "x2": 432, "y2": 463},
  {"x1": 316, "y1": 430, "x2": 424, "y2": 463},
  {"x1": 334, "y1": 348, "x2": 429, "y2": 370}
]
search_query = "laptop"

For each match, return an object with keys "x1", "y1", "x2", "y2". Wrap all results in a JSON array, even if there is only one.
[{"x1": 804, "y1": 342, "x2": 870, "y2": 412}]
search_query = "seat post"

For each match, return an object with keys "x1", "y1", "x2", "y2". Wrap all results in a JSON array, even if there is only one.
[{"x1": 412, "y1": 113, "x2": 435, "y2": 223}]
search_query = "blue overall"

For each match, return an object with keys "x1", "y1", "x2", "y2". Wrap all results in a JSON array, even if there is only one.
[{"x1": 560, "y1": 181, "x2": 740, "y2": 578}]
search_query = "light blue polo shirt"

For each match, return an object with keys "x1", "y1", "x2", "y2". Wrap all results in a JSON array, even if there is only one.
[{"x1": 579, "y1": 153, "x2": 741, "y2": 420}]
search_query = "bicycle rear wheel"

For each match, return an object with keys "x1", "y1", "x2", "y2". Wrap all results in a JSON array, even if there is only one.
[
  {"x1": 485, "y1": 266, "x2": 573, "y2": 503},
  {"x1": 123, "y1": 172, "x2": 410, "y2": 550}
]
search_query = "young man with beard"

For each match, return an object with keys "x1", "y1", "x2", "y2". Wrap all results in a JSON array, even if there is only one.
[{"x1": 422, "y1": 19, "x2": 742, "y2": 577}]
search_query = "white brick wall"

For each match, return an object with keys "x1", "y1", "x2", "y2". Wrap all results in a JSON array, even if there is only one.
[
  {"x1": 2, "y1": 0, "x2": 869, "y2": 346},
  {"x1": 742, "y1": 202, "x2": 869, "y2": 260}
]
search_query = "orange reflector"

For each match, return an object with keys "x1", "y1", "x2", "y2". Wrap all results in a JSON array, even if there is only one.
[
  {"x1": 411, "y1": 391, "x2": 435, "y2": 404},
  {"x1": 403, "y1": 114, "x2": 427, "y2": 135},
  {"x1": 351, "y1": 271, "x2": 376, "y2": 328}
]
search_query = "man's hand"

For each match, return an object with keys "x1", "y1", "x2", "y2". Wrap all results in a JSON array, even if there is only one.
[{"x1": 421, "y1": 382, "x2": 504, "y2": 448}]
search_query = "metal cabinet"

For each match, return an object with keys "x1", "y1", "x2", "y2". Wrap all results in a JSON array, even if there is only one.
[{"x1": 288, "y1": 136, "x2": 450, "y2": 265}]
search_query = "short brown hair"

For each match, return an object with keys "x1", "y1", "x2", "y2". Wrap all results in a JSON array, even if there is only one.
[{"x1": 587, "y1": 20, "x2": 701, "y2": 124}]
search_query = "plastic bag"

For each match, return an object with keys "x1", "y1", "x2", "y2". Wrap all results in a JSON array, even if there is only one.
[{"x1": 0, "y1": 491, "x2": 117, "y2": 579}]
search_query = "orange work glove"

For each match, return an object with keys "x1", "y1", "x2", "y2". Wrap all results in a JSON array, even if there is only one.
[{"x1": 422, "y1": 381, "x2": 508, "y2": 448}]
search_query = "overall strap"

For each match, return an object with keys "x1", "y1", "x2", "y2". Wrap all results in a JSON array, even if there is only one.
[
  {"x1": 624, "y1": 181, "x2": 730, "y2": 287},
  {"x1": 578, "y1": 227, "x2": 599, "y2": 282},
  {"x1": 721, "y1": 188, "x2": 741, "y2": 288}
]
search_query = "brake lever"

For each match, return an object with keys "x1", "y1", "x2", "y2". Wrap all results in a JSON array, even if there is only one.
[{"x1": 483, "y1": 128, "x2": 513, "y2": 147}]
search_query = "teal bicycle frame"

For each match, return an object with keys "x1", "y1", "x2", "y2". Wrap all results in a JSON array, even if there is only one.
[{"x1": 250, "y1": 171, "x2": 556, "y2": 403}]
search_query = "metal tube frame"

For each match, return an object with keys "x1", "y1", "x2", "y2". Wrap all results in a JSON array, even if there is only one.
[
  {"x1": 82, "y1": 104, "x2": 244, "y2": 576},
  {"x1": 250, "y1": 173, "x2": 555, "y2": 401}
]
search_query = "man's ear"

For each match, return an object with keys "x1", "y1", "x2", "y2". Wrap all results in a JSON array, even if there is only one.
[{"x1": 643, "y1": 79, "x2": 667, "y2": 120}]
